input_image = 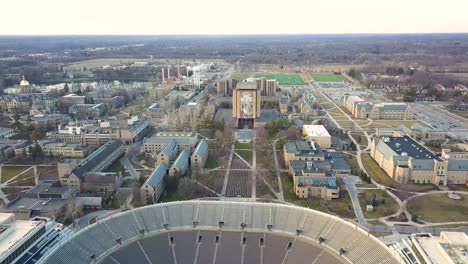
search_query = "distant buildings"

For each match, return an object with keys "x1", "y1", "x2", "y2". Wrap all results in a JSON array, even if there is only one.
[
  {"x1": 343, "y1": 95, "x2": 412, "y2": 120},
  {"x1": 0, "y1": 93, "x2": 56, "y2": 113},
  {"x1": 15, "y1": 140, "x2": 91, "y2": 158},
  {"x1": 60, "y1": 93, "x2": 86, "y2": 104},
  {"x1": 370, "y1": 136, "x2": 468, "y2": 185},
  {"x1": 216, "y1": 79, "x2": 237, "y2": 97},
  {"x1": 140, "y1": 163, "x2": 167, "y2": 205},
  {"x1": 375, "y1": 124, "x2": 445, "y2": 141},
  {"x1": 49, "y1": 116, "x2": 151, "y2": 147},
  {"x1": 0, "y1": 128, "x2": 14, "y2": 139},
  {"x1": 69, "y1": 103, "x2": 107, "y2": 118},
  {"x1": 302, "y1": 125, "x2": 332, "y2": 149}
]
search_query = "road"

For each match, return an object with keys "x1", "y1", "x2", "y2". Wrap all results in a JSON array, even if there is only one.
[
  {"x1": 120, "y1": 155, "x2": 140, "y2": 179},
  {"x1": 343, "y1": 175, "x2": 367, "y2": 225}
]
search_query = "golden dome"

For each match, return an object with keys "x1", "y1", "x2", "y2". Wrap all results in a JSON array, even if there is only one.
[{"x1": 20, "y1": 76, "x2": 29, "y2": 86}]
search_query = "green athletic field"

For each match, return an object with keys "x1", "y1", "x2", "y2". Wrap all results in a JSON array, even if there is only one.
[
  {"x1": 311, "y1": 73, "x2": 344, "y2": 82},
  {"x1": 254, "y1": 74, "x2": 305, "y2": 85}
]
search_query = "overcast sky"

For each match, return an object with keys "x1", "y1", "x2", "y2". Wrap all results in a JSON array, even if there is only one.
[{"x1": 2, "y1": 0, "x2": 468, "y2": 35}]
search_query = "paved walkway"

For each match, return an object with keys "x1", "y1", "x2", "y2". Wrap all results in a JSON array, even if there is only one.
[
  {"x1": 120, "y1": 155, "x2": 140, "y2": 179},
  {"x1": 221, "y1": 144, "x2": 234, "y2": 196},
  {"x1": 272, "y1": 139, "x2": 284, "y2": 201}
]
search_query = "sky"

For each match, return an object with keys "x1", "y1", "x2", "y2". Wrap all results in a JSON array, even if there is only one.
[{"x1": 2, "y1": 0, "x2": 468, "y2": 35}]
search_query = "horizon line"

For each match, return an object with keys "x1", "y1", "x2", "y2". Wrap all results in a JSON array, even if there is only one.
[{"x1": 1, "y1": 32, "x2": 468, "y2": 37}]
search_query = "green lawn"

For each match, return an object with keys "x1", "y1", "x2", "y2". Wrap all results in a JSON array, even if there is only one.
[
  {"x1": 407, "y1": 194, "x2": 468, "y2": 223},
  {"x1": 205, "y1": 151, "x2": 220, "y2": 169},
  {"x1": 361, "y1": 154, "x2": 437, "y2": 192},
  {"x1": 236, "y1": 150, "x2": 253, "y2": 165},
  {"x1": 448, "y1": 110, "x2": 468, "y2": 119},
  {"x1": 254, "y1": 74, "x2": 305, "y2": 85},
  {"x1": 1, "y1": 166, "x2": 30, "y2": 183},
  {"x1": 106, "y1": 161, "x2": 125, "y2": 174},
  {"x1": 235, "y1": 142, "x2": 253, "y2": 150},
  {"x1": 358, "y1": 189, "x2": 399, "y2": 219},
  {"x1": 311, "y1": 73, "x2": 344, "y2": 82}
]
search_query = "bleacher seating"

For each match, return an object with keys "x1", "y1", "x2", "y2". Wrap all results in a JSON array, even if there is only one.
[{"x1": 40, "y1": 201, "x2": 402, "y2": 264}]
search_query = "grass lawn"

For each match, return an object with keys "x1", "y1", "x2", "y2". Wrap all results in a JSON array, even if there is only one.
[
  {"x1": 235, "y1": 142, "x2": 253, "y2": 150},
  {"x1": 8, "y1": 169, "x2": 35, "y2": 186},
  {"x1": 311, "y1": 73, "x2": 344, "y2": 82},
  {"x1": 407, "y1": 193, "x2": 468, "y2": 223},
  {"x1": 205, "y1": 151, "x2": 220, "y2": 169},
  {"x1": 106, "y1": 161, "x2": 125, "y2": 174},
  {"x1": 358, "y1": 189, "x2": 399, "y2": 219},
  {"x1": 254, "y1": 74, "x2": 305, "y2": 85},
  {"x1": 236, "y1": 150, "x2": 253, "y2": 165},
  {"x1": 448, "y1": 110, "x2": 468, "y2": 119},
  {"x1": 343, "y1": 153, "x2": 359, "y2": 173},
  {"x1": 323, "y1": 191, "x2": 355, "y2": 219},
  {"x1": 361, "y1": 154, "x2": 437, "y2": 192},
  {"x1": 232, "y1": 72, "x2": 254, "y2": 80},
  {"x1": 1, "y1": 166, "x2": 30, "y2": 183},
  {"x1": 281, "y1": 176, "x2": 355, "y2": 218}
]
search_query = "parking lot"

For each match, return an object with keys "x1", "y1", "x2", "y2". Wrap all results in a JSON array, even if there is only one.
[{"x1": 411, "y1": 103, "x2": 468, "y2": 141}]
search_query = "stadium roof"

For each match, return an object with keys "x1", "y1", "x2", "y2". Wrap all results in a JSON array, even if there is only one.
[{"x1": 40, "y1": 201, "x2": 402, "y2": 264}]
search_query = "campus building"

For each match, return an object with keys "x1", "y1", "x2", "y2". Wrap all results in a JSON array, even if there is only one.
[
  {"x1": 143, "y1": 131, "x2": 199, "y2": 154},
  {"x1": 216, "y1": 79, "x2": 237, "y2": 97},
  {"x1": 283, "y1": 140, "x2": 350, "y2": 200},
  {"x1": 191, "y1": 139, "x2": 208, "y2": 173},
  {"x1": 390, "y1": 232, "x2": 468, "y2": 264},
  {"x1": 140, "y1": 163, "x2": 167, "y2": 205},
  {"x1": 155, "y1": 139, "x2": 178, "y2": 166},
  {"x1": 343, "y1": 95, "x2": 412, "y2": 120},
  {"x1": 375, "y1": 124, "x2": 445, "y2": 141},
  {"x1": 58, "y1": 140, "x2": 125, "y2": 192},
  {"x1": 15, "y1": 140, "x2": 91, "y2": 158},
  {"x1": 49, "y1": 116, "x2": 151, "y2": 147},
  {"x1": 370, "y1": 136, "x2": 468, "y2": 185},
  {"x1": 169, "y1": 150, "x2": 189, "y2": 177},
  {"x1": 302, "y1": 125, "x2": 332, "y2": 148}
]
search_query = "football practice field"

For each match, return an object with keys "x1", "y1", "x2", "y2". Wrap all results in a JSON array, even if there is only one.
[
  {"x1": 254, "y1": 74, "x2": 305, "y2": 85},
  {"x1": 311, "y1": 73, "x2": 344, "y2": 82}
]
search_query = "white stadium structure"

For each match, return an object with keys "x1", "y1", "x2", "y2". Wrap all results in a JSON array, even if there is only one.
[{"x1": 40, "y1": 201, "x2": 402, "y2": 264}]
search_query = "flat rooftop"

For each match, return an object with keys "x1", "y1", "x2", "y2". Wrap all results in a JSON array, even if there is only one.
[
  {"x1": 384, "y1": 136, "x2": 436, "y2": 160},
  {"x1": 0, "y1": 220, "x2": 43, "y2": 258},
  {"x1": 303, "y1": 125, "x2": 331, "y2": 137}
]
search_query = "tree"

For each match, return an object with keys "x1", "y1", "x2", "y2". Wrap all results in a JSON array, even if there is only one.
[
  {"x1": 84, "y1": 96, "x2": 94, "y2": 104},
  {"x1": 30, "y1": 129, "x2": 44, "y2": 141},
  {"x1": 63, "y1": 83, "x2": 70, "y2": 94},
  {"x1": 28, "y1": 145, "x2": 35, "y2": 159},
  {"x1": 34, "y1": 142, "x2": 43, "y2": 159},
  {"x1": 62, "y1": 199, "x2": 83, "y2": 224}
]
